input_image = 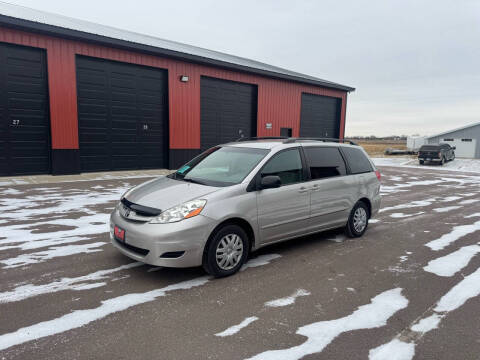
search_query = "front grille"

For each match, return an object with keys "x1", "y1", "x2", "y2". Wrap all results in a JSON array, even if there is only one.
[{"x1": 114, "y1": 238, "x2": 150, "y2": 256}]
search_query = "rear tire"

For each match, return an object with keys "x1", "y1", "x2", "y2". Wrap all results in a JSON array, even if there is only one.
[
  {"x1": 345, "y1": 201, "x2": 369, "y2": 238},
  {"x1": 419, "y1": 160, "x2": 424, "y2": 165},
  {"x1": 202, "y1": 224, "x2": 249, "y2": 277},
  {"x1": 441, "y1": 157, "x2": 445, "y2": 166}
]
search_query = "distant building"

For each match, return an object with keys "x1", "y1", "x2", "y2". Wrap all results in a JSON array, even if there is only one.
[
  {"x1": 427, "y1": 122, "x2": 480, "y2": 159},
  {"x1": 0, "y1": 3, "x2": 354, "y2": 176}
]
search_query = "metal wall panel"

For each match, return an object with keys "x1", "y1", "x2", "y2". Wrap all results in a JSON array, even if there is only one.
[{"x1": 0, "y1": 26, "x2": 348, "y2": 159}]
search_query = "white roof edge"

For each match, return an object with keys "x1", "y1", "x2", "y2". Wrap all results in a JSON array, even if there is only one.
[
  {"x1": 426, "y1": 121, "x2": 480, "y2": 139},
  {"x1": 0, "y1": 1, "x2": 354, "y2": 91}
]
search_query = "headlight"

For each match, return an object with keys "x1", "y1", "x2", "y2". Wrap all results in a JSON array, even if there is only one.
[{"x1": 150, "y1": 199, "x2": 207, "y2": 224}]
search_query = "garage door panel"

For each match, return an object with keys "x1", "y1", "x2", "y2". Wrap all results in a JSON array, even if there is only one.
[
  {"x1": 111, "y1": 92, "x2": 136, "y2": 103},
  {"x1": 0, "y1": 43, "x2": 50, "y2": 176},
  {"x1": 7, "y1": 82, "x2": 45, "y2": 95},
  {"x1": 441, "y1": 138, "x2": 476, "y2": 158},
  {"x1": 10, "y1": 158, "x2": 49, "y2": 175},
  {"x1": 77, "y1": 56, "x2": 168, "y2": 172},
  {"x1": 300, "y1": 93, "x2": 341, "y2": 139},
  {"x1": 200, "y1": 77, "x2": 257, "y2": 150}
]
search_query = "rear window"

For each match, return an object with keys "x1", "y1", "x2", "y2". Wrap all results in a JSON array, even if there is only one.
[
  {"x1": 304, "y1": 147, "x2": 346, "y2": 179},
  {"x1": 342, "y1": 147, "x2": 373, "y2": 174},
  {"x1": 419, "y1": 145, "x2": 439, "y2": 151}
]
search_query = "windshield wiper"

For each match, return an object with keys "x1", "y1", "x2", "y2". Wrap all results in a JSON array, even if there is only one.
[{"x1": 182, "y1": 177, "x2": 205, "y2": 185}]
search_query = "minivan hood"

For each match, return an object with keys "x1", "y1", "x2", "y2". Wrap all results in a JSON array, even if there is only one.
[{"x1": 124, "y1": 176, "x2": 218, "y2": 211}]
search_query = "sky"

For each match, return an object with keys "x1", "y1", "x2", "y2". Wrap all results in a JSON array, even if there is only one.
[{"x1": 2, "y1": 0, "x2": 480, "y2": 136}]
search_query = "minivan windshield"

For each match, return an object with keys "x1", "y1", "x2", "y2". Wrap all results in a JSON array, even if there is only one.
[{"x1": 169, "y1": 146, "x2": 269, "y2": 187}]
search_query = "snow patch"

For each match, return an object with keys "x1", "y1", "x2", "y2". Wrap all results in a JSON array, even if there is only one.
[
  {"x1": 246, "y1": 288, "x2": 408, "y2": 360},
  {"x1": 0, "y1": 242, "x2": 105, "y2": 268},
  {"x1": 390, "y1": 212, "x2": 424, "y2": 218},
  {"x1": 424, "y1": 244, "x2": 480, "y2": 277},
  {"x1": 435, "y1": 267, "x2": 480, "y2": 312},
  {"x1": 440, "y1": 196, "x2": 462, "y2": 202},
  {"x1": 411, "y1": 314, "x2": 442, "y2": 333},
  {"x1": 0, "y1": 262, "x2": 142, "y2": 303},
  {"x1": 369, "y1": 339, "x2": 415, "y2": 360},
  {"x1": 0, "y1": 277, "x2": 210, "y2": 351},
  {"x1": 425, "y1": 221, "x2": 480, "y2": 251},
  {"x1": 264, "y1": 289, "x2": 311, "y2": 307},
  {"x1": 240, "y1": 254, "x2": 281, "y2": 271},
  {"x1": 0, "y1": 254, "x2": 281, "y2": 351},
  {"x1": 372, "y1": 157, "x2": 480, "y2": 174},
  {"x1": 215, "y1": 316, "x2": 258, "y2": 337},
  {"x1": 465, "y1": 213, "x2": 480, "y2": 218},
  {"x1": 369, "y1": 219, "x2": 380, "y2": 224},
  {"x1": 380, "y1": 199, "x2": 435, "y2": 213},
  {"x1": 371, "y1": 267, "x2": 480, "y2": 358},
  {"x1": 433, "y1": 206, "x2": 462, "y2": 213},
  {"x1": 459, "y1": 199, "x2": 480, "y2": 205}
]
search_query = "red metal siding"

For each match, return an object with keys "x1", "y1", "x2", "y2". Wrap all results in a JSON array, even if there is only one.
[{"x1": 0, "y1": 26, "x2": 347, "y2": 150}]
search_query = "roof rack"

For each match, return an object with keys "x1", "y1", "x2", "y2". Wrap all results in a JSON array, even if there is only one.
[
  {"x1": 236, "y1": 136, "x2": 288, "y2": 142},
  {"x1": 283, "y1": 137, "x2": 358, "y2": 145}
]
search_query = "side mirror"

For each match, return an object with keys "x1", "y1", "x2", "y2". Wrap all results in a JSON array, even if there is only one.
[
  {"x1": 260, "y1": 175, "x2": 281, "y2": 189},
  {"x1": 452, "y1": 146, "x2": 456, "y2": 150}
]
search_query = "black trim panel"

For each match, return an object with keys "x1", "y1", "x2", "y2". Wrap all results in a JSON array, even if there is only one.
[{"x1": 51, "y1": 149, "x2": 80, "y2": 175}]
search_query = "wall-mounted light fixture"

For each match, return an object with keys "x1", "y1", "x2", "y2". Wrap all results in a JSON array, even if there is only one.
[{"x1": 180, "y1": 75, "x2": 189, "y2": 82}]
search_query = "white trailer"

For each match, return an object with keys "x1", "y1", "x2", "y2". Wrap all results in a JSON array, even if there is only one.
[{"x1": 407, "y1": 136, "x2": 427, "y2": 152}]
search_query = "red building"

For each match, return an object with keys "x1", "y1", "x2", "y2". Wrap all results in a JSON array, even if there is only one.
[{"x1": 0, "y1": 3, "x2": 354, "y2": 176}]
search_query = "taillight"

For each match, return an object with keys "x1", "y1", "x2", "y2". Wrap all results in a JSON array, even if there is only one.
[
  {"x1": 438, "y1": 152, "x2": 442, "y2": 157},
  {"x1": 375, "y1": 170, "x2": 381, "y2": 181}
]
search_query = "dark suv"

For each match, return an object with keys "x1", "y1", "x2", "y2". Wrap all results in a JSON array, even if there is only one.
[{"x1": 418, "y1": 144, "x2": 455, "y2": 165}]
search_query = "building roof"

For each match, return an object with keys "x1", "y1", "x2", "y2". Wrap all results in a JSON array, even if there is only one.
[
  {"x1": 0, "y1": 1, "x2": 354, "y2": 92},
  {"x1": 426, "y1": 121, "x2": 480, "y2": 139}
]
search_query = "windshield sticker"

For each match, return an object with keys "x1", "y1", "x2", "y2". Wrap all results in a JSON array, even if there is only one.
[{"x1": 177, "y1": 165, "x2": 190, "y2": 174}]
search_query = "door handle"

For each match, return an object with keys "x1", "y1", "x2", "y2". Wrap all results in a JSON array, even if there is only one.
[
  {"x1": 311, "y1": 184, "x2": 320, "y2": 191},
  {"x1": 298, "y1": 187, "x2": 309, "y2": 193}
]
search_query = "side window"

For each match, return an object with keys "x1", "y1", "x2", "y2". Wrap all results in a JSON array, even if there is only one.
[
  {"x1": 304, "y1": 147, "x2": 346, "y2": 179},
  {"x1": 261, "y1": 149, "x2": 304, "y2": 186},
  {"x1": 342, "y1": 147, "x2": 373, "y2": 174}
]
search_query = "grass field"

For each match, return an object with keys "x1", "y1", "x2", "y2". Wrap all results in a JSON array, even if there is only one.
[{"x1": 352, "y1": 140, "x2": 407, "y2": 157}]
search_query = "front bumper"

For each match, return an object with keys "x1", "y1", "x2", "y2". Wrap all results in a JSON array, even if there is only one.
[{"x1": 110, "y1": 208, "x2": 217, "y2": 268}]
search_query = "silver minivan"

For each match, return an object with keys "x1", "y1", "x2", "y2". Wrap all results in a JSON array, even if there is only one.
[{"x1": 110, "y1": 138, "x2": 381, "y2": 277}]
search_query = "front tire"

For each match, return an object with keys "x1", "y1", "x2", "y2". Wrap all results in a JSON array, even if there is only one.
[
  {"x1": 419, "y1": 160, "x2": 424, "y2": 165},
  {"x1": 345, "y1": 201, "x2": 369, "y2": 238},
  {"x1": 203, "y1": 224, "x2": 249, "y2": 277}
]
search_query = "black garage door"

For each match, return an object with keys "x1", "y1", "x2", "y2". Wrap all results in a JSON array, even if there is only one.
[
  {"x1": 300, "y1": 93, "x2": 341, "y2": 139},
  {"x1": 76, "y1": 56, "x2": 168, "y2": 172},
  {"x1": 0, "y1": 43, "x2": 51, "y2": 176},
  {"x1": 200, "y1": 77, "x2": 257, "y2": 150}
]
